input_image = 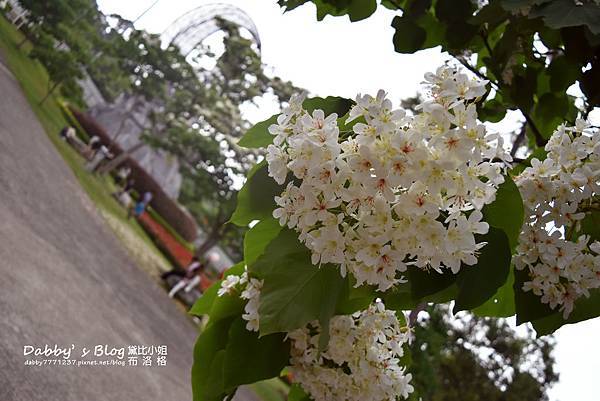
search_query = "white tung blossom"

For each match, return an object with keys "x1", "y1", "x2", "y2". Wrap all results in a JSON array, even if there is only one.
[
  {"x1": 217, "y1": 270, "x2": 262, "y2": 332},
  {"x1": 288, "y1": 301, "x2": 414, "y2": 401},
  {"x1": 515, "y1": 119, "x2": 600, "y2": 318},
  {"x1": 266, "y1": 65, "x2": 510, "y2": 291}
]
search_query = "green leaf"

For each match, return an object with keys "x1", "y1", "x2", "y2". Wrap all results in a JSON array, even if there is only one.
[
  {"x1": 509, "y1": 66, "x2": 538, "y2": 112},
  {"x1": 514, "y1": 268, "x2": 556, "y2": 324},
  {"x1": 223, "y1": 318, "x2": 290, "y2": 390},
  {"x1": 278, "y1": 0, "x2": 310, "y2": 12},
  {"x1": 288, "y1": 384, "x2": 312, "y2": 401},
  {"x1": 192, "y1": 318, "x2": 234, "y2": 401},
  {"x1": 435, "y1": 0, "x2": 474, "y2": 23},
  {"x1": 444, "y1": 21, "x2": 479, "y2": 50},
  {"x1": 238, "y1": 114, "x2": 279, "y2": 149},
  {"x1": 578, "y1": 211, "x2": 600, "y2": 242},
  {"x1": 454, "y1": 227, "x2": 512, "y2": 312},
  {"x1": 473, "y1": 266, "x2": 516, "y2": 317},
  {"x1": 470, "y1": 1, "x2": 509, "y2": 27},
  {"x1": 189, "y1": 282, "x2": 219, "y2": 317},
  {"x1": 230, "y1": 161, "x2": 285, "y2": 227},
  {"x1": 478, "y1": 99, "x2": 507, "y2": 123},
  {"x1": 336, "y1": 278, "x2": 376, "y2": 315},
  {"x1": 531, "y1": 289, "x2": 600, "y2": 335},
  {"x1": 404, "y1": 0, "x2": 432, "y2": 17},
  {"x1": 482, "y1": 175, "x2": 524, "y2": 249},
  {"x1": 190, "y1": 263, "x2": 246, "y2": 324},
  {"x1": 500, "y1": 0, "x2": 551, "y2": 12},
  {"x1": 529, "y1": 0, "x2": 600, "y2": 35},
  {"x1": 382, "y1": 283, "x2": 418, "y2": 311},
  {"x1": 244, "y1": 218, "x2": 283, "y2": 267},
  {"x1": 416, "y1": 12, "x2": 446, "y2": 49},
  {"x1": 347, "y1": 0, "x2": 377, "y2": 21},
  {"x1": 303, "y1": 96, "x2": 354, "y2": 117},
  {"x1": 252, "y1": 229, "x2": 346, "y2": 338},
  {"x1": 534, "y1": 92, "x2": 569, "y2": 137},
  {"x1": 408, "y1": 266, "x2": 457, "y2": 300},
  {"x1": 391, "y1": 16, "x2": 427, "y2": 54},
  {"x1": 548, "y1": 56, "x2": 580, "y2": 92}
]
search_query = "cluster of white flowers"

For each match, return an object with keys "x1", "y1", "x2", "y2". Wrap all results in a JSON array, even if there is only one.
[
  {"x1": 288, "y1": 301, "x2": 413, "y2": 401},
  {"x1": 266, "y1": 66, "x2": 511, "y2": 291},
  {"x1": 514, "y1": 120, "x2": 600, "y2": 318},
  {"x1": 217, "y1": 270, "x2": 263, "y2": 332}
]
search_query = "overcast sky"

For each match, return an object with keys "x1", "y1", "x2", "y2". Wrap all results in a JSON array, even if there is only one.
[{"x1": 94, "y1": 1, "x2": 600, "y2": 400}]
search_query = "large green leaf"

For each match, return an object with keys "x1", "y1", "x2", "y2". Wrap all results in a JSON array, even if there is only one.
[
  {"x1": 238, "y1": 114, "x2": 279, "y2": 149},
  {"x1": 478, "y1": 98, "x2": 507, "y2": 123},
  {"x1": 288, "y1": 384, "x2": 312, "y2": 401},
  {"x1": 308, "y1": 0, "x2": 377, "y2": 22},
  {"x1": 391, "y1": 16, "x2": 427, "y2": 53},
  {"x1": 509, "y1": 66, "x2": 538, "y2": 112},
  {"x1": 252, "y1": 229, "x2": 346, "y2": 338},
  {"x1": 578, "y1": 211, "x2": 600, "y2": 242},
  {"x1": 381, "y1": 282, "x2": 418, "y2": 311},
  {"x1": 473, "y1": 266, "x2": 516, "y2": 317},
  {"x1": 454, "y1": 227, "x2": 512, "y2": 312},
  {"x1": 303, "y1": 96, "x2": 354, "y2": 117},
  {"x1": 534, "y1": 92, "x2": 570, "y2": 137},
  {"x1": 482, "y1": 175, "x2": 524, "y2": 249},
  {"x1": 189, "y1": 281, "x2": 219, "y2": 317},
  {"x1": 192, "y1": 318, "x2": 235, "y2": 401},
  {"x1": 500, "y1": 0, "x2": 550, "y2": 12},
  {"x1": 435, "y1": 0, "x2": 474, "y2": 23},
  {"x1": 230, "y1": 161, "x2": 285, "y2": 227},
  {"x1": 408, "y1": 266, "x2": 457, "y2": 300},
  {"x1": 223, "y1": 318, "x2": 290, "y2": 390},
  {"x1": 547, "y1": 55, "x2": 580, "y2": 92},
  {"x1": 347, "y1": 0, "x2": 377, "y2": 22},
  {"x1": 190, "y1": 263, "x2": 246, "y2": 322},
  {"x1": 531, "y1": 289, "x2": 600, "y2": 335},
  {"x1": 529, "y1": 0, "x2": 600, "y2": 35},
  {"x1": 244, "y1": 217, "x2": 283, "y2": 267},
  {"x1": 336, "y1": 277, "x2": 377, "y2": 315},
  {"x1": 514, "y1": 268, "x2": 556, "y2": 324}
]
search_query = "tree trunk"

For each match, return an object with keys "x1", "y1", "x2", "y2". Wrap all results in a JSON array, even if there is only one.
[
  {"x1": 109, "y1": 100, "x2": 141, "y2": 151},
  {"x1": 110, "y1": 117, "x2": 129, "y2": 149},
  {"x1": 195, "y1": 209, "x2": 227, "y2": 257},
  {"x1": 96, "y1": 141, "x2": 145, "y2": 175},
  {"x1": 39, "y1": 81, "x2": 60, "y2": 105},
  {"x1": 195, "y1": 235, "x2": 220, "y2": 258}
]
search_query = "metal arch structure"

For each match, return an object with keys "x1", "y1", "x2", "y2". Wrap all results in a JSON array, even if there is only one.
[{"x1": 160, "y1": 3, "x2": 261, "y2": 56}]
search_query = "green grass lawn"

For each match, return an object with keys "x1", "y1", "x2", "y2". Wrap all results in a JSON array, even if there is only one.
[{"x1": 0, "y1": 13, "x2": 171, "y2": 272}]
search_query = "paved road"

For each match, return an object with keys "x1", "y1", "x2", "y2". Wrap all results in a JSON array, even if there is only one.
[{"x1": 0, "y1": 55, "x2": 201, "y2": 400}]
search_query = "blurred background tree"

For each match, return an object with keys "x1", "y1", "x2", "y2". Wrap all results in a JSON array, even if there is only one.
[
  {"x1": 144, "y1": 19, "x2": 299, "y2": 260},
  {"x1": 409, "y1": 305, "x2": 557, "y2": 401}
]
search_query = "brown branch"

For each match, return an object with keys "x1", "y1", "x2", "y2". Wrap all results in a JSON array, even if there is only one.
[
  {"x1": 409, "y1": 302, "x2": 427, "y2": 326},
  {"x1": 456, "y1": 57, "x2": 500, "y2": 91},
  {"x1": 510, "y1": 123, "x2": 527, "y2": 158},
  {"x1": 523, "y1": 112, "x2": 546, "y2": 147}
]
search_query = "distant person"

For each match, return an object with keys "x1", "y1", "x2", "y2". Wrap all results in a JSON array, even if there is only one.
[
  {"x1": 114, "y1": 178, "x2": 135, "y2": 209},
  {"x1": 114, "y1": 166, "x2": 131, "y2": 187},
  {"x1": 59, "y1": 126, "x2": 76, "y2": 141},
  {"x1": 115, "y1": 177, "x2": 134, "y2": 197},
  {"x1": 87, "y1": 136, "x2": 102, "y2": 157},
  {"x1": 167, "y1": 256, "x2": 206, "y2": 298},
  {"x1": 129, "y1": 191, "x2": 153, "y2": 218}
]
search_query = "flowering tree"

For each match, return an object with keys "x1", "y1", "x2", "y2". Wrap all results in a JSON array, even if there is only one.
[{"x1": 189, "y1": 64, "x2": 600, "y2": 401}]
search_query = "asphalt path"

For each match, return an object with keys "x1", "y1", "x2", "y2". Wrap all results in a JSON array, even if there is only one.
[{"x1": 0, "y1": 53, "x2": 257, "y2": 401}]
